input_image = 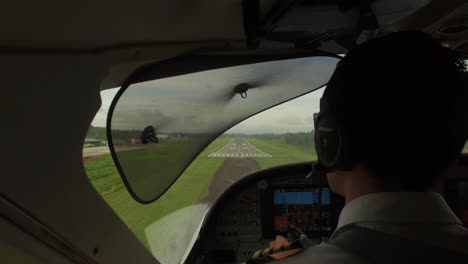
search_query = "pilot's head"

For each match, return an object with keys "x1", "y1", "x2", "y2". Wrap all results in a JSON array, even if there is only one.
[{"x1": 314, "y1": 31, "x2": 468, "y2": 198}]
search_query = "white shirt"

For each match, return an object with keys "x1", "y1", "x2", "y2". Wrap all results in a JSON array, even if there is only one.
[{"x1": 275, "y1": 192, "x2": 468, "y2": 263}]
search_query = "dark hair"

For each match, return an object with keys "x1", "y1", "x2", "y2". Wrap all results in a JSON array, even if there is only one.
[{"x1": 327, "y1": 31, "x2": 468, "y2": 191}]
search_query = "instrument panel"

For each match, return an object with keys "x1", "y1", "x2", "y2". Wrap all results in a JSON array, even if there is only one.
[
  {"x1": 188, "y1": 162, "x2": 344, "y2": 264},
  {"x1": 272, "y1": 187, "x2": 332, "y2": 234},
  {"x1": 186, "y1": 157, "x2": 468, "y2": 264}
]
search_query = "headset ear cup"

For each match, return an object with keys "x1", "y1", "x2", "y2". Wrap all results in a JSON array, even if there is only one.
[
  {"x1": 337, "y1": 126, "x2": 357, "y2": 170},
  {"x1": 315, "y1": 113, "x2": 342, "y2": 168}
]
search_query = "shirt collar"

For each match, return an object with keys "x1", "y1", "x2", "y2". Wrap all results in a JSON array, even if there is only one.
[{"x1": 336, "y1": 192, "x2": 462, "y2": 229}]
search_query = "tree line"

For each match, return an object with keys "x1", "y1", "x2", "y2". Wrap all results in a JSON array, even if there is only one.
[
  {"x1": 86, "y1": 126, "x2": 107, "y2": 140},
  {"x1": 284, "y1": 131, "x2": 315, "y2": 149},
  {"x1": 88, "y1": 126, "x2": 317, "y2": 149},
  {"x1": 247, "y1": 131, "x2": 316, "y2": 149}
]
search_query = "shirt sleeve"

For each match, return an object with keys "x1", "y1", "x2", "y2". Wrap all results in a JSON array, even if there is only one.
[{"x1": 272, "y1": 243, "x2": 366, "y2": 264}]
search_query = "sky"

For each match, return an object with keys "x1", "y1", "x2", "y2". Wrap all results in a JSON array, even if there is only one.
[
  {"x1": 92, "y1": 87, "x2": 323, "y2": 134},
  {"x1": 224, "y1": 90, "x2": 322, "y2": 134},
  {"x1": 91, "y1": 57, "x2": 336, "y2": 134},
  {"x1": 91, "y1": 88, "x2": 117, "y2": 128}
]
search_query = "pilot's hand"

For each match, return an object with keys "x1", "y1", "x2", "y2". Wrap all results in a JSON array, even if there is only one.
[{"x1": 269, "y1": 235, "x2": 302, "y2": 260}]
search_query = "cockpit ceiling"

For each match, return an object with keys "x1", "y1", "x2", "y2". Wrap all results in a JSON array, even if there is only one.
[
  {"x1": 0, "y1": 0, "x2": 247, "y2": 51},
  {"x1": 2, "y1": 0, "x2": 468, "y2": 90},
  {"x1": 0, "y1": 0, "x2": 466, "y2": 51}
]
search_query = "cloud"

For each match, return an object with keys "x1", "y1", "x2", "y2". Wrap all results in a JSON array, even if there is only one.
[
  {"x1": 303, "y1": 114, "x2": 315, "y2": 124},
  {"x1": 91, "y1": 88, "x2": 118, "y2": 127},
  {"x1": 277, "y1": 115, "x2": 304, "y2": 126}
]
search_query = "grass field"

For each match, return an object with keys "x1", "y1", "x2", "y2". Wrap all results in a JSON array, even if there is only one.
[
  {"x1": 84, "y1": 137, "x2": 230, "y2": 250},
  {"x1": 244, "y1": 137, "x2": 317, "y2": 168},
  {"x1": 114, "y1": 139, "x2": 204, "y2": 201},
  {"x1": 84, "y1": 155, "x2": 123, "y2": 195},
  {"x1": 83, "y1": 135, "x2": 315, "y2": 258}
]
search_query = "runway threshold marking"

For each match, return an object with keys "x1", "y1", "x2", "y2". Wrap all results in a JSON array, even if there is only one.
[{"x1": 208, "y1": 138, "x2": 271, "y2": 158}]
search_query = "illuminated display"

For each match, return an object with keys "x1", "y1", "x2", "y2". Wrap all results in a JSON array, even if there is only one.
[
  {"x1": 273, "y1": 188, "x2": 331, "y2": 232},
  {"x1": 273, "y1": 190, "x2": 331, "y2": 205}
]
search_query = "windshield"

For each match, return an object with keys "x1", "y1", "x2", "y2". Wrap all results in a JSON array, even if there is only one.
[
  {"x1": 107, "y1": 56, "x2": 339, "y2": 203},
  {"x1": 85, "y1": 88, "x2": 325, "y2": 264}
]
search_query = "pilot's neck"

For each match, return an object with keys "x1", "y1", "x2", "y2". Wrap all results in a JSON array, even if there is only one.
[{"x1": 343, "y1": 170, "x2": 384, "y2": 205}]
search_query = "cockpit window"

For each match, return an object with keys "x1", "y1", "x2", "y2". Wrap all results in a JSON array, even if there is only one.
[
  {"x1": 84, "y1": 86, "x2": 325, "y2": 263},
  {"x1": 107, "y1": 56, "x2": 338, "y2": 203}
]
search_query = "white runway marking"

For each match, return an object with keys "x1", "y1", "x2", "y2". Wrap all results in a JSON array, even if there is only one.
[{"x1": 208, "y1": 138, "x2": 272, "y2": 158}]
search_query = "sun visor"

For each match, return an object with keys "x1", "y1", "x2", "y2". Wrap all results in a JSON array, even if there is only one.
[{"x1": 107, "y1": 56, "x2": 339, "y2": 203}]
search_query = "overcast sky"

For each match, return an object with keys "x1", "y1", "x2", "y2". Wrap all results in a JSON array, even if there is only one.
[
  {"x1": 225, "y1": 89, "x2": 323, "y2": 134},
  {"x1": 92, "y1": 87, "x2": 323, "y2": 134},
  {"x1": 91, "y1": 88, "x2": 117, "y2": 128},
  {"x1": 91, "y1": 57, "x2": 337, "y2": 134}
]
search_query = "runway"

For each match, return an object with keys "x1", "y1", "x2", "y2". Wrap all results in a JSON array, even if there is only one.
[
  {"x1": 201, "y1": 158, "x2": 261, "y2": 203},
  {"x1": 82, "y1": 146, "x2": 110, "y2": 157},
  {"x1": 82, "y1": 146, "x2": 145, "y2": 157},
  {"x1": 208, "y1": 138, "x2": 272, "y2": 158}
]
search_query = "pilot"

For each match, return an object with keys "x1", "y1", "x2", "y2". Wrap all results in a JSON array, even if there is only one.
[{"x1": 271, "y1": 31, "x2": 468, "y2": 263}]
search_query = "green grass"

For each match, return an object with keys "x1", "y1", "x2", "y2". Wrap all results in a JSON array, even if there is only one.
[
  {"x1": 84, "y1": 155, "x2": 122, "y2": 195},
  {"x1": 115, "y1": 139, "x2": 202, "y2": 200},
  {"x1": 244, "y1": 137, "x2": 317, "y2": 168},
  {"x1": 83, "y1": 137, "x2": 230, "y2": 250},
  {"x1": 83, "y1": 135, "x2": 314, "y2": 257},
  {"x1": 86, "y1": 134, "x2": 461, "y2": 259}
]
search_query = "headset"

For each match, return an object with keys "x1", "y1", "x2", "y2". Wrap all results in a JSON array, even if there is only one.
[
  {"x1": 313, "y1": 58, "x2": 468, "y2": 174},
  {"x1": 313, "y1": 60, "x2": 357, "y2": 173}
]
